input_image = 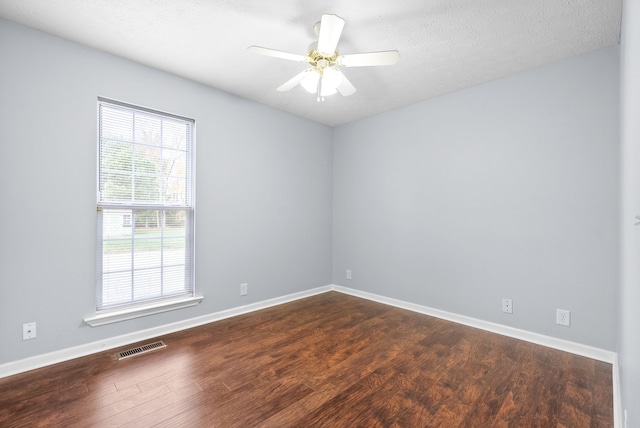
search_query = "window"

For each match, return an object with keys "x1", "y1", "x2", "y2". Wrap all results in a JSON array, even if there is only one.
[{"x1": 94, "y1": 98, "x2": 196, "y2": 318}]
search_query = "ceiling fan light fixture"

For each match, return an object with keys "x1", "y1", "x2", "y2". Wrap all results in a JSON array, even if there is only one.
[
  {"x1": 300, "y1": 71, "x2": 320, "y2": 93},
  {"x1": 300, "y1": 68, "x2": 342, "y2": 98},
  {"x1": 321, "y1": 67, "x2": 343, "y2": 93}
]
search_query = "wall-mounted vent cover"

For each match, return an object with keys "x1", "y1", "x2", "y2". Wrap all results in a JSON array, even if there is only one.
[{"x1": 115, "y1": 340, "x2": 166, "y2": 360}]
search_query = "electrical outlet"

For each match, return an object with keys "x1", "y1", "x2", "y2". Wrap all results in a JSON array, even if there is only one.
[
  {"x1": 240, "y1": 283, "x2": 248, "y2": 296},
  {"x1": 346, "y1": 269, "x2": 352, "y2": 280},
  {"x1": 556, "y1": 309, "x2": 570, "y2": 326},
  {"x1": 502, "y1": 298, "x2": 513, "y2": 314},
  {"x1": 23, "y1": 322, "x2": 36, "y2": 340}
]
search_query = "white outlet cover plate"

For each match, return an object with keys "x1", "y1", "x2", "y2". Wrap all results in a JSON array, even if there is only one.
[
  {"x1": 23, "y1": 322, "x2": 36, "y2": 340},
  {"x1": 556, "y1": 309, "x2": 571, "y2": 326}
]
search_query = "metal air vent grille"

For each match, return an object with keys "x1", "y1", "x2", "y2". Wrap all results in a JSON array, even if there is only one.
[{"x1": 115, "y1": 341, "x2": 166, "y2": 360}]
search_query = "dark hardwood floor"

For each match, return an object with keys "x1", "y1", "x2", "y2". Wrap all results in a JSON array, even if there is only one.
[{"x1": 0, "y1": 292, "x2": 613, "y2": 427}]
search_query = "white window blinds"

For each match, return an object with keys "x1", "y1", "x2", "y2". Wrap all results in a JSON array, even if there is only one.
[{"x1": 97, "y1": 98, "x2": 195, "y2": 311}]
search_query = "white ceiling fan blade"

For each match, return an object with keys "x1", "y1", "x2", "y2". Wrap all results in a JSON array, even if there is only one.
[
  {"x1": 338, "y1": 51, "x2": 400, "y2": 67},
  {"x1": 277, "y1": 69, "x2": 311, "y2": 92},
  {"x1": 316, "y1": 14, "x2": 345, "y2": 55},
  {"x1": 247, "y1": 46, "x2": 307, "y2": 62},
  {"x1": 336, "y1": 70, "x2": 356, "y2": 96}
]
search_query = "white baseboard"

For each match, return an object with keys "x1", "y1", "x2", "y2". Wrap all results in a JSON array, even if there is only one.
[
  {"x1": 0, "y1": 285, "x2": 332, "y2": 379},
  {"x1": 332, "y1": 285, "x2": 617, "y2": 364}
]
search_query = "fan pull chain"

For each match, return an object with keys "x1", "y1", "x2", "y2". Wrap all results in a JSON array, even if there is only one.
[{"x1": 316, "y1": 70, "x2": 325, "y2": 102}]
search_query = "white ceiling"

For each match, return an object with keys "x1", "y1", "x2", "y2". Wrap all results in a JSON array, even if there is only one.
[{"x1": 0, "y1": 0, "x2": 622, "y2": 126}]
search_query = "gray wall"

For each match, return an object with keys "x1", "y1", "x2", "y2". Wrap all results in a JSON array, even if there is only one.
[
  {"x1": 619, "y1": 0, "x2": 640, "y2": 424},
  {"x1": 333, "y1": 46, "x2": 619, "y2": 351},
  {"x1": 0, "y1": 19, "x2": 333, "y2": 364}
]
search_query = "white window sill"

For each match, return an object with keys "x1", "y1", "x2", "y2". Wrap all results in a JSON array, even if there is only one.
[{"x1": 84, "y1": 296, "x2": 204, "y2": 327}]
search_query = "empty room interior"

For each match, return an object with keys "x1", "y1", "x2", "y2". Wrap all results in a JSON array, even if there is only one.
[{"x1": 1, "y1": 0, "x2": 639, "y2": 426}]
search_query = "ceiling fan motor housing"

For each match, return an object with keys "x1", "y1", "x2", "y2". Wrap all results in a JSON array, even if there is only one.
[{"x1": 308, "y1": 51, "x2": 338, "y2": 69}]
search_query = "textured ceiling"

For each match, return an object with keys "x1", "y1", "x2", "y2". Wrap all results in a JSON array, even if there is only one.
[{"x1": 0, "y1": 0, "x2": 622, "y2": 126}]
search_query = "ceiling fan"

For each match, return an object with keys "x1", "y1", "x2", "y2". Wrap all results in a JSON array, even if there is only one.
[{"x1": 248, "y1": 14, "x2": 400, "y2": 101}]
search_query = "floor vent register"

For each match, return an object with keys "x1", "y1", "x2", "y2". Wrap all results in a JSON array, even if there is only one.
[{"x1": 115, "y1": 340, "x2": 166, "y2": 360}]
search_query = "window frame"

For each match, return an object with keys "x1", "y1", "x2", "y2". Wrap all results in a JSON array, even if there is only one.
[{"x1": 85, "y1": 98, "x2": 201, "y2": 326}]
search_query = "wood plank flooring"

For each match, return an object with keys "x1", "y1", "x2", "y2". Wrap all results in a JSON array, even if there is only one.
[{"x1": 0, "y1": 292, "x2": 613, "y2": 427}]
